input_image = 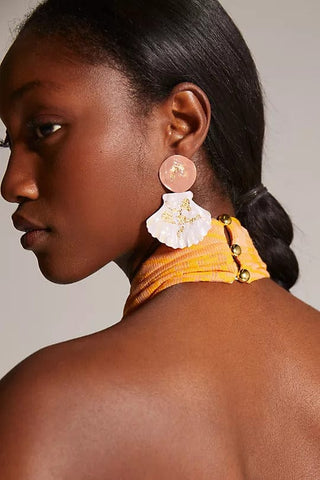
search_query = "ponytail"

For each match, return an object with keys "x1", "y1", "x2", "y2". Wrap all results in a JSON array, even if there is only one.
[{"x1": 235, "y1": 187, "x2": 299, "y2": 290}]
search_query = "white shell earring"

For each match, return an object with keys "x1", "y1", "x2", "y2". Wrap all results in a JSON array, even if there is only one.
[{"x1": 146, "y1": 155, "x2": 212, "y2": 249}]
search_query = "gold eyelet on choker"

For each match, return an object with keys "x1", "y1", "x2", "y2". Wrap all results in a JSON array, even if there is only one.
[
  {"x1": 218, "y1": 214, "x2": 232, "y2": 225},
  {"x1": 231, "y1": 244, "x2": 241, "y2": 257},
  {"x1": 237, "y1": 269, "x2": 251, "y2": 283}
]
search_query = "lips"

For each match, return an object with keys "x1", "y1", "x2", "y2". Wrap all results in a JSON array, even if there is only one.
[{"x1": 12, "y1": 213, "x2": 50, "y2": 233}]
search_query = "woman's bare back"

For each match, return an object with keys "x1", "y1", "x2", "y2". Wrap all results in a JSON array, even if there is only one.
[
  {"x1": 0, "y1": 279, "x2": 319, "y2": 479},
  {"x1": 120, "y1": 278, "x2": 320, "y2": 479}
]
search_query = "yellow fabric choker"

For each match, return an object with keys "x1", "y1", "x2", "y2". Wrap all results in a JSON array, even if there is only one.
[{"x1": 123, "y1": 215, "x2": 270, "y2": 317}]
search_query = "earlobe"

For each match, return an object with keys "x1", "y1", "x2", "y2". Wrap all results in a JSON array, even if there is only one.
[{"x1": 168, "y1": 83, "x2": 211, "y2": 156}]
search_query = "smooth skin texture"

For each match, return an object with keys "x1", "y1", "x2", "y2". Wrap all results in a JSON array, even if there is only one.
[{"x1": 0, "y1": 32, "x2": 319, "y2": 479}]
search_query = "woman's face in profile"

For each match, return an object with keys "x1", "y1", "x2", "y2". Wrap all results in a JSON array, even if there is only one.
[{"x1": 0, "y1": 32, "x2": 164, "y2": 284}]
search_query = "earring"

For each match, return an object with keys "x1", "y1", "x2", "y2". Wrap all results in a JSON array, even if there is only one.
[{"x1": 146, "y1": 155, "x2": 212, "y2": 249}]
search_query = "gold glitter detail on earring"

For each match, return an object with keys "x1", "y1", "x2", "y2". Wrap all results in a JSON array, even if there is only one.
[
  {"x1": 180, "y1": 198, "x2": 191, "y2": 211},
  {"x1": 169, "y1": 161, "x2": 185, "y2": 181},
  {"x1": 161, "y1": 210, "x2": 176, "y2": 224},
  {"x1": 160, "y1": 196, "x2": 202, "y2": 237},
  {"x1": 189, "y1": 214, "x2": 201, "y2": 223},
  {"x1": 176, "y1": 210, "x2": 188, "y2": 225}
]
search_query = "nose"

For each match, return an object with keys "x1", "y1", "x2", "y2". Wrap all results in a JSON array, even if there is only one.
[{"x1": 0, "y1": 151, "x2": 39, "y2": 203}]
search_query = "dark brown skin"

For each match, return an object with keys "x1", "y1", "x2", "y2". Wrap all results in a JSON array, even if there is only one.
[{"x1": 0, "y1": 32, "x2": 319, "y2": 479}]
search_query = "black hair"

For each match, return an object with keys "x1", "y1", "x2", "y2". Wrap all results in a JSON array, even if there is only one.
[{"x1": 15, "y1": 0, "x2": 299, "y2": 289}]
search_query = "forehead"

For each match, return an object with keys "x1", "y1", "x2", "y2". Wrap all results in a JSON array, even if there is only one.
[
  {"x1": 0, "y1": 34, "x2": 83, "y2": 99},
  {"x1": 0, "y1": 32, "x2": 132, "y2": 118}
]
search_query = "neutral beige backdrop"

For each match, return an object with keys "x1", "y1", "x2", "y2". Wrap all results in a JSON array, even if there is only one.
[{"x1": 0, "y1": 0, "x2": 319, "y2": 378}]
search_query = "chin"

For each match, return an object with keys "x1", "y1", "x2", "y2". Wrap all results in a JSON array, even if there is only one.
[{"x1": 35, "y1": 253, "x2": 97, "y2": 285}]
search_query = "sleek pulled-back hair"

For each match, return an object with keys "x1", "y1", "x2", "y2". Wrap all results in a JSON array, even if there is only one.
[{"x1": 15, "y1": 0, "x2": 299, "y2": 289}]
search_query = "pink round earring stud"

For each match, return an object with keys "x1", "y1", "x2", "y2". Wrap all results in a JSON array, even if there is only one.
[
  {"x1": 146, "y1": 154, "x2": 212, "y2": 249},
  {"x1": 158, "y1": 155, "x2": 197, "y2": 192}
]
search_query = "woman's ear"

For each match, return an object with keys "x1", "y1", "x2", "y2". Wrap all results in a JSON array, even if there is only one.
[{"x1": 164, "y1": 82, "x2": 211, "y2": 157}]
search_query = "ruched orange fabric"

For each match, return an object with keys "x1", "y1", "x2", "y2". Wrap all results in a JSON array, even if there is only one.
[{"x1": 123, "y1": 216, "x2": 270, "y2": 317}]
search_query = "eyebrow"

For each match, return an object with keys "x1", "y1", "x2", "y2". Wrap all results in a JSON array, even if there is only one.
[
  {"x1": 1, "y1": 80, "x2": 64, "y2": 141},
  {"x1": 9, "y1": 80, "x2": 64, "y2": 103}
]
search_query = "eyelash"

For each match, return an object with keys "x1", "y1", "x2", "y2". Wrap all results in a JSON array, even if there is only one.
[{"x1": 0, "y1": 121, "x2": 62, "y2": 149}]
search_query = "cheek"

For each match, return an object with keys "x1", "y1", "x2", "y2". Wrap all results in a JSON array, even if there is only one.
[
  {"x1": 43, "y1": 124, "x2": 146, "y2": 250},
  {"x1": 36, "y1": 147, "x2": 136, "y2": 283}
]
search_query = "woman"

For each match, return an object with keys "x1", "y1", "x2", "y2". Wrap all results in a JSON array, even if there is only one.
[{"x1": 0, "y1": 0, "x2": 319, "y2": 478}]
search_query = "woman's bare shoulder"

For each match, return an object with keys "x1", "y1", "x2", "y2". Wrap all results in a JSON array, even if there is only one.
[
  {"x1": 0, "y1": 325, "x2": 159, "y2": 479},
  {"x1": 0, "y1": 318, "x2": 201, "y2": 479}
]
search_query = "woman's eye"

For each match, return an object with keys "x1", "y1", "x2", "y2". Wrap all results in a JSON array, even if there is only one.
[
  {"x1": 0, "y1": 122, "x2": 62, "y2": 149},
  {"x1": 33, "y1": 122, "x2": 62, "y2": 140}
]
